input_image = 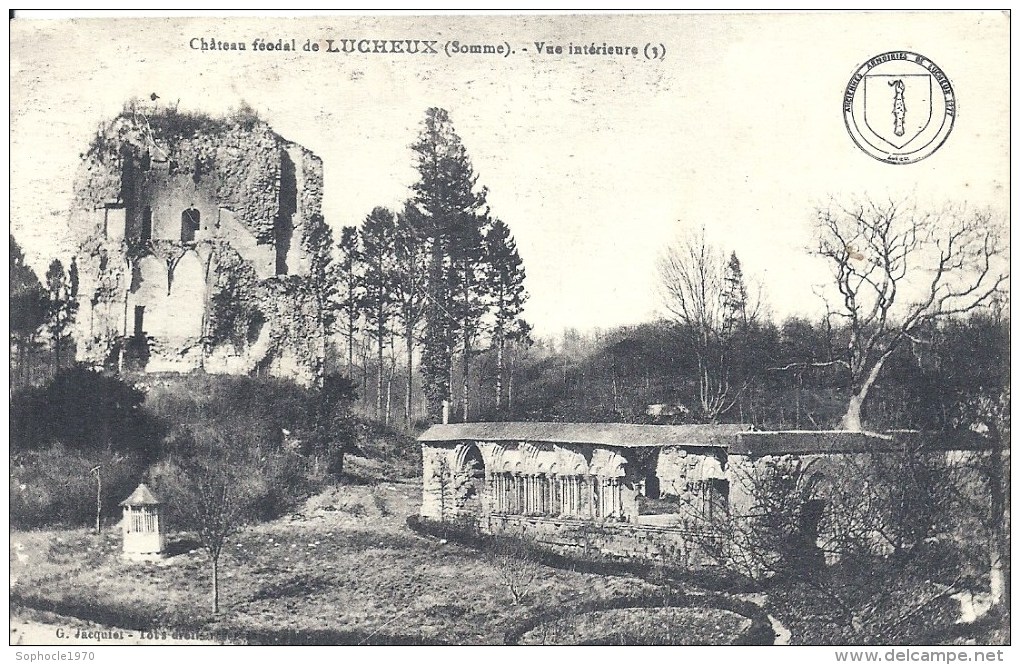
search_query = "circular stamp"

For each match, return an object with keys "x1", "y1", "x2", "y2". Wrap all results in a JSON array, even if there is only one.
[{"x1": 843, "y1": 51, "x2": 956, "y2": 164}]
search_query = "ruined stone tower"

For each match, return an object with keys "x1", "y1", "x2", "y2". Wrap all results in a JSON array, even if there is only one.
[{"x1": 71, "y1": 106, "x2": 330, "y2": 385}]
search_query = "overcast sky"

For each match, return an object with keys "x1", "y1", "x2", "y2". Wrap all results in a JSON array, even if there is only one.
[{"x1": 10, "y1": 12, "x2": 1010, "y2": 338}]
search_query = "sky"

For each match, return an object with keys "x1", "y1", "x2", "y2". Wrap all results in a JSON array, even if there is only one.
[{"x1": 9, "y1": 12, "x2": 1010, "y2": 339}]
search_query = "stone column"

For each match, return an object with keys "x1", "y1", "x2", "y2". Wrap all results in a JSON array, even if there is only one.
[
  {"x1": 587, "y1": 477, "x2": 595, "y2": 520},
  {"x1": 611, "y1": 478, "x2": 621, "y2": 520},
  {"x1": 599, "y1": 477, "x2": 607, "y2": 520}
]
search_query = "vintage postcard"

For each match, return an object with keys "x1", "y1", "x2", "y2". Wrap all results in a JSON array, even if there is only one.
[{"x1": 8, "y1": 10, "x2": 1011, "y2": 658}]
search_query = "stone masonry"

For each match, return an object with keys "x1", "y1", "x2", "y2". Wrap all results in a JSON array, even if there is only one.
[{"x1": 70, "y1": 108, "x2": 331, "y2": 385}]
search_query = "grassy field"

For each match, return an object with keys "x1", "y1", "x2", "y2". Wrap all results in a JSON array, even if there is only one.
[{"x1": 12, "y1": 480, "x2": 668, "y2": 645}]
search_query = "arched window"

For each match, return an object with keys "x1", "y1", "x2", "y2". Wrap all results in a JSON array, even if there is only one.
[
  {"x1": 181, "y1": 208, "x2": 200, "y2": 242},
  {"x1": 455, "y1": 443, "x2": 486, "y2": 516}
]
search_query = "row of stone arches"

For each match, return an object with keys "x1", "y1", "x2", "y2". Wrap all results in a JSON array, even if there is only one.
[
  {"x1": 451, "y1": 442, "x2": 634, "y2": 521},
  {"x1": 462, "y1": 442, "x2": 629, "y2": 478}
]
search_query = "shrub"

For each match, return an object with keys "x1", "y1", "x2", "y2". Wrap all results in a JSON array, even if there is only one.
[
  {"x1": 370, "y1": 490, "x2": 391, "y2": 516},
  {"x1": 145, "y1": 373, "x2": 359, "y2": 482},
  {"x1": 340, "y1": 503, "x2": 368, "y2": 518},
  {"x1": 149, "y1": 426, "x2": 320, "y2": 529},
  {"x1": 350, "y1": 417, "x2": 422, "y2": 480},
  {"x1": 11, "y1": 366, "x2": 164, "y2": 458},
  {"x1": 10, "y1": 446, "x2": 148, "y2": 528},
  {"x1": 487, "y1": 538, "x2": 539, "y2": 605},
  {"x1": 143, "y1": 373, "x2": 311, "y2": 454}
]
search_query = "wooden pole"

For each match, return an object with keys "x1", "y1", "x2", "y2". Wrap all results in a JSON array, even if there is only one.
[{"x1": 91, "y1": 465, "x2": 102, "y2": 534}]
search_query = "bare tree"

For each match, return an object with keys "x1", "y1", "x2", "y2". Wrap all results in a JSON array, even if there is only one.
[
  {"x1": 697, "y1": 449, "x2": 969, "y2": 642},
  {"x1": 657, "y1": 229, "x2": 760, "y2": 421},
  {"x1": 430, "y1": 456, "x2": 454, "y2": 521},
  {"x1": 813, "y1": 198, "x2": 1008, "y2": 430},
  {"x1": 487, "y1": 538, "x2": 540, "y2": 605},
  {"x1": 168, "y1": 430, "x2": 261, "y2": 614},
  {"x1": 693, "y1": 456, "x2": 816, "y2": 584},
  {"x1": 951, "y1": 388, "x2": 1010, "y2": 608}
]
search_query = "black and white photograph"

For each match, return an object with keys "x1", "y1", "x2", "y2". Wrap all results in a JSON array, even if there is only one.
[{"x1": 8, "y1": 9, "x2": 1011, "y2": 657}]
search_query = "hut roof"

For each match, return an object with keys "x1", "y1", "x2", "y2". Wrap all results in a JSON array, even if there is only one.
[
  {"x1": 119, "y1": 483, "x2": 162, "y2": 506},
  {"x1": 418, "y1": 422, "x2": 751, "y2": 448}
]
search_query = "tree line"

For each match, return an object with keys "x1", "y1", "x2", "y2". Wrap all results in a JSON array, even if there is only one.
[
  {"x1": 505, "y1": 198, "x2": 1007, "y2": 434},
  {"x1": 652, "y1": 198, "x2": 1007, "y2": 432},
  {"x1": 507, "y1": 312, "x2": 1007, "y2": 431}
]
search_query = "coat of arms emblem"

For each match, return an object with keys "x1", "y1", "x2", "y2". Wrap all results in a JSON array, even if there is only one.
[{"x1": 844, "y1": 52, "x2": 955, "y2": 164}]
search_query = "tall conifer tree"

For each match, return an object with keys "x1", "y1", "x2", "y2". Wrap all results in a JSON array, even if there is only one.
[
  {"x1": 44, "y1": 258, "x2": 78, "y2": 371},
  {"x1": 410, "y1": 107, "x2": 488, "y2": 422},
  {"x1": 332, "y1": 226, "x2": 364, "y2": 379},
  {"x1": 360, "y1": 207, "x2": 400, "y2": 419},
  {"x1": 394, "y1": 201, "x2": 429, "y2": 427},
  {"x1": 485, "y1": 218, "x2": 528, "y2": 412}
]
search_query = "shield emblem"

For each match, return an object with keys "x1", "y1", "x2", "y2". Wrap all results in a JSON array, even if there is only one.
[{"x1": 862, "y1": 74, "x2": 932, "y2": 149}]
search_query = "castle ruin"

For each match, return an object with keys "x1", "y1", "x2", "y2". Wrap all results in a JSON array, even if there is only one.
[{"x1": 71, "y1": 107, "x2": 331, "y2": 385}]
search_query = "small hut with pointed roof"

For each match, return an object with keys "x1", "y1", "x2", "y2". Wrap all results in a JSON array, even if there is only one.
[{"x1": 120, "y1": 483, "x2": 165, "y2": 560}]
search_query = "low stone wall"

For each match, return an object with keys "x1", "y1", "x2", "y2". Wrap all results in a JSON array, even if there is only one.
[{"x1": 482, "y1": 513, "x2": 715, "y2": 565}]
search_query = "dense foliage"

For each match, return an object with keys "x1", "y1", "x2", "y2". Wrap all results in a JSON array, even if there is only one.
[
  {"x1": 9, "y1": 369, "x2": 371, "y2": 529},
  {"x1": 11, "y1": 365, "x2": 164, "y2": 457}
]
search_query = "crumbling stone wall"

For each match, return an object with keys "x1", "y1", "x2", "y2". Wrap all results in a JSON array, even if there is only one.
[{"x1": 71, "y1": 108, "x2": 331, "y2": 385}]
